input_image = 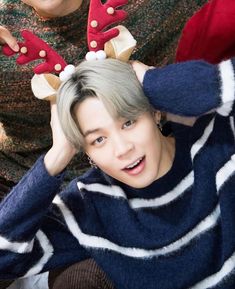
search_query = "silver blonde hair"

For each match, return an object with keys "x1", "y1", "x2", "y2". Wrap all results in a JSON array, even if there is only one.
[{"x1": 57, "y1": 58, "x2": 152, "y2": 151}]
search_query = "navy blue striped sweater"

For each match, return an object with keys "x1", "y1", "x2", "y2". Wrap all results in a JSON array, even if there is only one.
[{"x1": 0, "y1": 59, "x2": 235, "y2": 289}]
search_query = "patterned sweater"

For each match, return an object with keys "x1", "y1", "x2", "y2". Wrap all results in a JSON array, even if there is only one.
[
  {"x1": 0, "y1": 58, "x2": 234, "y2": 289},
  {"x1": 0, "y1": 0, "x2": 207, "y2": 185}
]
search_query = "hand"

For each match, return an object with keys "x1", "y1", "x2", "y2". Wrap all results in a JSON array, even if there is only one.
[
  {"x1": 166, "y1": 113, "x2": 197, "y2": 127},
  {"x1": 0, "y1": 26, "x2": 19, "y2": 52},
  {"x1": 130, "y1": 60, "x2": 154, "y2": 85},
  {"x1": 44, "y1": 100, "x2": 77, "y2": 176}
]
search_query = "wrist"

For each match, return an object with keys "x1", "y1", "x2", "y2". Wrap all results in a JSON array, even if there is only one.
[{"x1": 44, "y1": 146, "x2": 75, "y2": 176}]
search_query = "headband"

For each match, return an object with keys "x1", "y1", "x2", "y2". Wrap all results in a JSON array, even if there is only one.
[{"x1": 2, "y1": 0, "x2": 137, "y2": 101}]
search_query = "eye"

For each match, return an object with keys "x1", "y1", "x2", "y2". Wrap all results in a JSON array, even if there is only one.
[
  {"x1": 123, "y1": 120, "x2": 135, "y2": 129},
  {"x1": 92, "y1": 136, "x2": 105, "y2": 145}
]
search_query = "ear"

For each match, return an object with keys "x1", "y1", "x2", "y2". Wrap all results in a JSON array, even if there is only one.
[
  {"x1": 31, "y1": 73, "x2": 61, "y2": 101},
  {"x1": 153, "y1": 110, "x2": 161, "y2": 124}
]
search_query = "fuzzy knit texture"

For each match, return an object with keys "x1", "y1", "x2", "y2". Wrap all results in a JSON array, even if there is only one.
[
  {"x1": 0, "y1": 58, "x2": 234, "y2": 289},
  {"x1": 0, "y1": 0, "x2": 207, "y2": 188}
]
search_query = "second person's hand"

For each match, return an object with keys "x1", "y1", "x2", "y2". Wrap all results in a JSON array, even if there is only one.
[{"x1": 0, "y1": 26, "x2": 19, "y2": 52}]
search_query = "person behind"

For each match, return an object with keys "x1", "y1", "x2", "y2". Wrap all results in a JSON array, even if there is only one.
[
  {"x1": 0, "y1": 57, "x2": 234, "y2": 289},
  {"x1": 0, "y1": 0, "x2": 207, "y2": 196}
]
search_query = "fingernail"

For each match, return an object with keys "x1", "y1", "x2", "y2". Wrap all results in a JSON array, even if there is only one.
[{"x1": 13, "y1": 44, "x2": 19, "y2": 52}]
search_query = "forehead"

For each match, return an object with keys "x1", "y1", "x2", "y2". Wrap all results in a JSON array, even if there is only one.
[{"x1": 74, "y1": 97, "x2": 116, "y2": 134}]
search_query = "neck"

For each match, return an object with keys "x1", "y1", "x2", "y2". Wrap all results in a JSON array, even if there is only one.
[
  {"x1": 34, "y1": 0, "x2": 83, "y2": 19},
  {"x1": 157, "y1": 135, "x2": 176, "y2": 180}
]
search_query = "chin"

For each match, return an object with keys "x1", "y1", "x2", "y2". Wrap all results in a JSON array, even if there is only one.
[
  {"x1": 123, "y1": 175, "x2": 157, "y2": 189},
  {"x1": 37, "y1": 1, "x2": 63, "y2": 10},
  {"x1": 129, "y1": 181, "x2": 154, "y2": 189}
]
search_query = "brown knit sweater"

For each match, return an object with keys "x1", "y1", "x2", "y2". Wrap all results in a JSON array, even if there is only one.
[{"x1": 0, "y1": 0, "x2": 207, "y2": 186}]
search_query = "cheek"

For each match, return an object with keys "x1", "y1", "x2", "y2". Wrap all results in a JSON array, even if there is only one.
[
  {"x1": 141, "y1": 123, "x2": 160, "y2": 145},
  {"x1": 95, "y1": 157, "x2": 117, "y2": 177},
  {"x1": 86, "y1": 146, "x2": 113, "y2": 169},
  {"x1": 144, "y1": 127, "x2": 162, "y2": 161}
]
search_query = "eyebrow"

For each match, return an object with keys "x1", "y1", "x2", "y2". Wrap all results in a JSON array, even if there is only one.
[{"x1": 83, "y1": 128, "x2": 102, "y2": 138}]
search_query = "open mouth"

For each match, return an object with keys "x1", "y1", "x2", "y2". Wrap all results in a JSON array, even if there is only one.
[{"x1": 123, "y1": 156, "x2": 145, "y2": 175}]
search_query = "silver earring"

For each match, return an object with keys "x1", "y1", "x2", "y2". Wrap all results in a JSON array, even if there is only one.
[{"x1": 87, "y1": 156, "x2": 97, "y2": 169}]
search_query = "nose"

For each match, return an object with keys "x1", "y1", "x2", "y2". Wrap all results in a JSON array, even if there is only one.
[{"x1": 113, "y1": 135, "x2": 134, "y2": 158}]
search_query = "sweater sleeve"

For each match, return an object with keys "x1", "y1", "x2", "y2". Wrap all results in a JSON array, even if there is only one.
[
  {"x1": 0, "y1": 156, "x2": 88, "y2": 279},
  {"x1": 143, "y1": 58, "x2": 235, "y2": 117}
]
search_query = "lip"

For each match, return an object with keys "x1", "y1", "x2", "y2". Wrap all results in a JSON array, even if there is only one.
[{"x1": 122, "y1": 156, "x2": 146, "y2": 176}]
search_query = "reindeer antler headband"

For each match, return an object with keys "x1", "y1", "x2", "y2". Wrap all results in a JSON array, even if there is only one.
[
  {"x1": 2, "y1": 0, "x2": 136, "y2": 100},
  {"x1": 2, "y1": 29, "x2": 68, "y2": 75}
]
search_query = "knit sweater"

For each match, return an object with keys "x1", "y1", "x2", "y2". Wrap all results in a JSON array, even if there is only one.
[
  {"x1": 0, "y1": 0, "x2": 207, "y2": 185},
  {"x1": 0, "y1": 58, "x2": 235, "y2": 289}
]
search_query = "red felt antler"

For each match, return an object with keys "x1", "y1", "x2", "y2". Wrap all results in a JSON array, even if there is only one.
[
  {"x1": 87, "y1": 0, "x2": 128, "y2": 52},
  {"x1": 2, "y1": 0, "x2": 129, "y2": 75},
  {"x1": 2, "y1": 30, "x2": 67, "y2": 74}
]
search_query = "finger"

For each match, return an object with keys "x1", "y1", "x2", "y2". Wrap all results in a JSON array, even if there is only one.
[
  {"x1": 130, "y1": 61, "x2": 149, "y2": 85},
  {"x1": 0, "y1": 27, "x2": 19, "y2": 52},
  {"x1": 49, "y1": 101, "x2": 58, "y2": 126},
  {"x1": 50, "y1": 98, "x2": 57, "y2": 106},
  {"x1": 130, "y1": 60, "x2": 144, "y2": 69},
  {"x1": 135, "y1": 61, "x2": 150, "y2": 69}
]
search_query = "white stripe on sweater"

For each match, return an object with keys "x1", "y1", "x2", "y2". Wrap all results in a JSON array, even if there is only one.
[
  {"x1": 216, "y1": 154, "x2": 235, "y2": 191},
  {"x1": 23, "y1": 230, "x2": 54, "y2": 277},
  {"x1": 77, "y1": 182, "x2": 126, "y2": 199},
  {"x1": 77, "y1": 171, "x2": 194, "y2": 210},
  {"x1": 0, "y1": 235, "x2": 34, "y2": 254},
  {"x1": 53, "y1": 195, "x2": 220, "y2": 259},
  {"x1": 217, "y1": 60, "x2": 235, "y2": 116},
  {"x1": 191, "y1": 118, "x2": 215, "y2": 160},
  {"x1": 190, "y1": 154, "x2": 235, "y2": 288},
  {"x1": 230, "y1": 116, "x2": 235, "y2": 141},
  {"x1": 190, "y1": 250, "x2": 235, "y2": 289},
  {"x1": 130, "y1": 171, "x2": 194, "y2": 209}
]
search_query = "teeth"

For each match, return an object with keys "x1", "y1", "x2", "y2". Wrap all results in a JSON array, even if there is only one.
[{"x1": 126, "y1": 158, "x2": 142, "y2": 169}]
